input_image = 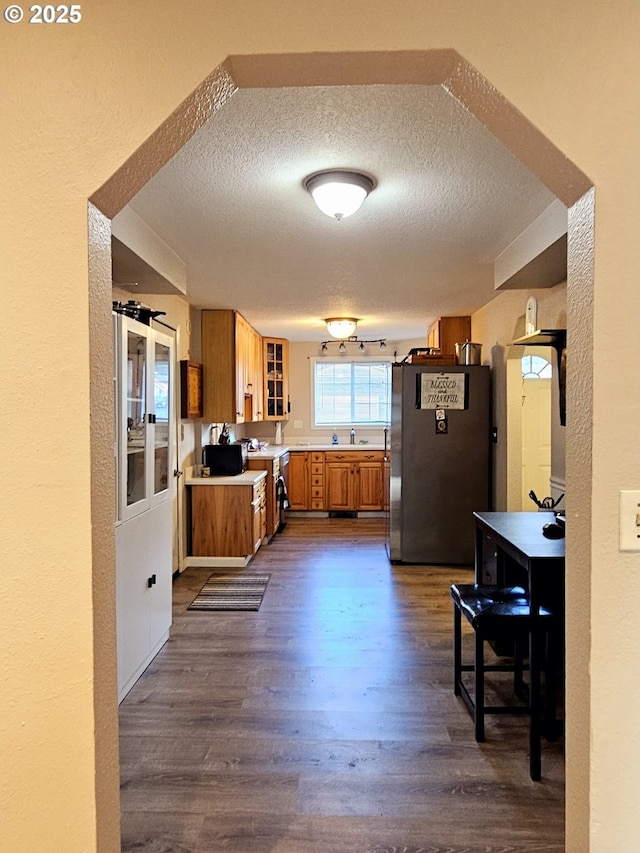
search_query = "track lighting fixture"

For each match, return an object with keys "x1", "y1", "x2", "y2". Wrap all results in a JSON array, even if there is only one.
[{"x1": 319, "y1": 335, "x2": 388, "y2": 353}]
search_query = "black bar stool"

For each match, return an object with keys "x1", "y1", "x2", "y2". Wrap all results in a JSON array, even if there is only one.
[{"x1": 450, "y1": 582, "x2": 555, "y2": 781}]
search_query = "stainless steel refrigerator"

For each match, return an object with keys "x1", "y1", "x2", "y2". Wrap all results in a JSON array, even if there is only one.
[{"x1": 387, "y1": 363, "x2": 491, "y2": 564}]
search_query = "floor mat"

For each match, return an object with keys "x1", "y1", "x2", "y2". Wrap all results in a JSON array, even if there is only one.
[{"x1": 187, "y1": 572, "x2": 270, "y2": 611}]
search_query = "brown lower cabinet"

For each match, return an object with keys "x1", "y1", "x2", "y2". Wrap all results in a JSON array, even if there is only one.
[
  {"x1": 247, "y1": 453, "x2": 287, "y2": 541},
  {"x1": 287, "y1": 451, "x2": 311, "y2": 510},
  {"x1": 325, "y1": 451, "x2": 384, "y2": 511},
  {"x1": 288, "y1": 450, "x2": 385, "y2": 511},
  {"x1": 190, "y1": 477, "x2": 266, "y2": 557}
]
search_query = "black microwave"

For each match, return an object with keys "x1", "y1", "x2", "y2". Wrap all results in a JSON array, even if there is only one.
[{"x1": 203, "y1": 443, "x2": 247, "y2": 475}]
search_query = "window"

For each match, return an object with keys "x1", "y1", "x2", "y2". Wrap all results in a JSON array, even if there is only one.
[
  {"x1": 521, "y1": 354, "x2": 552, "y2": 379},
  {"x1": 313, "y1": 359, "x2": 391, "y2": 426}
]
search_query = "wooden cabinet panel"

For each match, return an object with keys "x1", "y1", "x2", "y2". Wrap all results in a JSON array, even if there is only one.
[
  {"x1": 325, "y1": 450, "x2": 384, "y2": 463},
  {"x1": 325, "y1": 462, "x2": 353, "y2": 510},
  {"x1": 287, "y1": 452, "x2": 310, "y2": 510},
  {"x1": 426, "y1": 316, "x2": 471, "y2": 356},
  {"x1": 290, "y1": 450, "x2": 384, "y2": 512},
  {"x1": 325, "y1": 456, "x2": 384, "y2": 511},
  {"x1": 235, "y1": 312, "x2": 250, "y2": 421},
  {"x1": 191, "y1": 484, "x2": 254, "y2": 556},
  {"x1": 357, "y1": 462, "x2": 384, "y2": 510},
  {"x1": 191, "y1": 479, "x2": 266, "y2": 558},
  {"x1": 247, "y1": 455, "x2": 281, "y2": 540},
  {"x1": 202, "y1": 309, "x2": 263, "y2": 424},
  {"x1": 244, "y1": 321, "x2": 263, "y2": 422},
  {"x1": 202, "y1": 310, "x2": 237, "y2": 423},
  {"x1": 252, "y1": 478, "x2": 267, "y2": 553}
]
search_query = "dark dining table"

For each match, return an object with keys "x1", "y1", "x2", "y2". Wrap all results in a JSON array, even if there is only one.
[
  {"x1": 473, "y1": 510, "x2": 566, "y2": 756},
  {"x1": 473, "y1": 511, "x2": 565, "y2": 614}
]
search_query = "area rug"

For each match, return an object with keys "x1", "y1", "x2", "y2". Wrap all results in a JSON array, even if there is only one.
[{"x1": 187, "y1": 572, "x2": 270, "y2": 612}]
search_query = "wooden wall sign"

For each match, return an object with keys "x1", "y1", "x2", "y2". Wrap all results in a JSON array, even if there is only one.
[{"x1": 180, "y1": 360, "x2": 203, "y2": 419}]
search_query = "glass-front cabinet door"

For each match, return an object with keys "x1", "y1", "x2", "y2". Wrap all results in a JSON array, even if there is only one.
[
  {"x1": 116, "y1": 315, "x2": 174, "y2": 521},
  {"x1": 152, "y1": 337, "x2": 171, "y2": 497},
  {"x1": 125, "y1": 325, "x2": 147, "y2": 510},
  {"x1": 263, "y1": 337, "x2": 289, "y2": 420}
]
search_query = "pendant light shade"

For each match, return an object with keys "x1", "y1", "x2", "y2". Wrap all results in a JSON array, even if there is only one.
[
  {"x1": 305, "y1": 170, "x2": 375, "y2": 221},
  {"x1": 325, "y1": 317, "x2": 358, "y2": 339}
]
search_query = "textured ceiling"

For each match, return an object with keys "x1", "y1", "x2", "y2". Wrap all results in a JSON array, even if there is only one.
[{"x1": 125, "y1": 84, "x2": 558, "y2": 342}]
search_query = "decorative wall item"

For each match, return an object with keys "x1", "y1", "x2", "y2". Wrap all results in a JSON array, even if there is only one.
[{"x1": 180, "y1": 360, "x2": 203, "y2": 419}]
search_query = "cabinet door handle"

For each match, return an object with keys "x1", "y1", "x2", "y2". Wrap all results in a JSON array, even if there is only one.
[{"x1": 147, "y1": 574, "x2": 157, "y2": 588}]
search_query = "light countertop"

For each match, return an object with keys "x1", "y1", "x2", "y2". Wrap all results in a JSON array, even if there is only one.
[
  {"x1": 185, "y1": 466, "x2": 267, "y2": 486},
  {"x1": 245, "y1": 446, "x2": 290, "y2": 460}
]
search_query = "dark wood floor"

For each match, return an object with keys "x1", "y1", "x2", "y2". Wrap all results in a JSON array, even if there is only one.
[{"x1": 119, "y1": 518, "x2": 565, "y2": 852}]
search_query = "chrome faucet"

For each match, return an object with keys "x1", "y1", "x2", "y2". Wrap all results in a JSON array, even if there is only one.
[{"x1": 350, "y1": 428, "x2": 355, "y2": 444}]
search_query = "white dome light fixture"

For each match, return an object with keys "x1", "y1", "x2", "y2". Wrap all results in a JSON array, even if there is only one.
[
  {"x1": 304, "y1": 170, "x2": 375, "y2": 221},
  {"x1": 325, "y1": 317, "x2": 359, "y2": 339}
]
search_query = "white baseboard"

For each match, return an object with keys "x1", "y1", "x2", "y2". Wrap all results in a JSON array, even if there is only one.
[{"x1": 184, "y1": 555, "x2": 252, "y2": 569}]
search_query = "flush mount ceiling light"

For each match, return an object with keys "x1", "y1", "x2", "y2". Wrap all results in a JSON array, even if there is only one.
[
  {"x1": 304, "y1": 170, "x2": 375, "y2": 221},
  {"x1": 325, "y1": 317, "x2": 359, "y2": 339}
]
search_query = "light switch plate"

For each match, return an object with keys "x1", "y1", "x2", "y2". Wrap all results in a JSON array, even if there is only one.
[
  {"x1": 293, "y1": 420, "x2": 303, "y2": 430},
  {"x1": 619, "y1": 490, "x2": 640, "y2": 551}
]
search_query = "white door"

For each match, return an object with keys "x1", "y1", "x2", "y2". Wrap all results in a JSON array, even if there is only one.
[{"x1": 521, "y1": 376, "x2": 552, "y2": 508}]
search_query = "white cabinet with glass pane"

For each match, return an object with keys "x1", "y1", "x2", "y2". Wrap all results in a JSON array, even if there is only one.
[
  {"x1": 117, "y1": 315, "x2": 174, "y2": 520},
  {"x1": 114, "y1": 313, "x2": 174, "y2": 701}
]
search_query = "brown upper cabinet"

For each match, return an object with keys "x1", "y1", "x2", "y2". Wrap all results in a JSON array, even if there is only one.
[
  {"x1": 426, "y1": 316, "x2": 471, "y2": 357},
  {"x1": 202, "y1": 309, "x2": 264, "y2": 424}
]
